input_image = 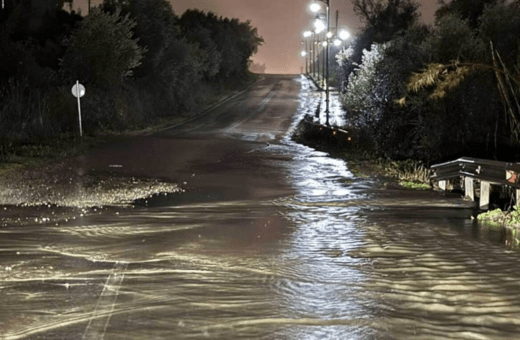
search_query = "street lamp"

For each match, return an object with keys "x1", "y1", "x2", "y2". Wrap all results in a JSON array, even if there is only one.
[
  {"x1": 339, "y1": 29, "x2": 350, "y2": 41},
  {"x1": 310, "y1": 2, "x2": 321, "y2": 12},
  {"x1": 303, "y1": 31, "x2": 314, "y2": 76},
  {"x1": 309, "y1": 0, "x2": 331, "y2": 126},
  {"x1": 314, "y1": 17, "x2": 326, "y2": 34}
]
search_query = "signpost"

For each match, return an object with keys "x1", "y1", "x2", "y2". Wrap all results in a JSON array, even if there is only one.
[{"x1": 72, "y1": 81, "x2": 85, "y2": 137}]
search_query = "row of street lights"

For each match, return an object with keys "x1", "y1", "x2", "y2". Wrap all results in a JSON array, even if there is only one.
[{"x1": 301, "y1": 1, "x2": 350, "y2": 126}]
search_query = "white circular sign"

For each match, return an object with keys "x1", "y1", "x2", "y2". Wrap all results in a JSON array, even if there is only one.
[{"x1": 72, "y1": 83, "x2": 86, "y2": 98}]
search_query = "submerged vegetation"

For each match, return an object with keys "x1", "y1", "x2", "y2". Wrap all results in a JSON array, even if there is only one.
[
  {"x1": 478, "y1": 207, "x2": 520, "y2": 230},
  {"x1": 0, "y1": 0, "x2": 263, "y2": 161}
]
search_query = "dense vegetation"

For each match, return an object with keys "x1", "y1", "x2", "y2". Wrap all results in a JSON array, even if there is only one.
[
  {"x1": 0, "y1": 0, "x2": 263, "y2": 150},
  {"x1": 333, "y1": 0, "x2": 520, "y2": 163}
]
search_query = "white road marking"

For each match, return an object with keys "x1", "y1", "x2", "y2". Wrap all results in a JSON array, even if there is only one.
[{"x1": 82, "y1": 261, "x2": 128, "y2": 340}]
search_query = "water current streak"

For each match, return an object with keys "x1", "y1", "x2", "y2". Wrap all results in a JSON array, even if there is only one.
[{"x1": 3, "y1": 76, "x2": 520, "y2": 339}]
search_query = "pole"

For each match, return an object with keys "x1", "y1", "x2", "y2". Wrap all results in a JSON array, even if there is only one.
[
  {"x1": 325, "y1": 0, "x2": 331, "y2": 126},
  {"x1": 88, "y1": 0, "x2": 91, "y2": 15},
  {"x1": 336, "y1": 10, "x2": 339, "y2": 36},
  {"x1": 305, "y1": 39, "x2": 309, "y2": 75},
  {"x1": 317, "y1": 37, "x2": 321, "y2": 83},
  {"x1": 321, "y1": 34, "x2": 325, "y2": 85},
  {"x1": 313, "y1": 36, "x2": 316, "y2": 79},
  {"x1": 76, "y1": 80, "x2": 83, "y2": 137},
  {"x1": 313, "y1": 39, "x2": 316, "y2": 81}
]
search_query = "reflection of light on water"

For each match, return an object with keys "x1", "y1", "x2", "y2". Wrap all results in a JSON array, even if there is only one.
[
  {"x1": 261, "y1": 109, "x2": 375, "y2": 338},
  {"x1": 297, "y1": 76, "x2": 346, "y2": 127}
]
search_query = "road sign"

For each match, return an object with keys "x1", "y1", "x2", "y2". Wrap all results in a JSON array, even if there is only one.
[
  {"x1": 72, "y1": 81, "x2": 85, "y2": 137},
  {"x1": 72, "y1": 83, "x2": 85, "y2": 98}
]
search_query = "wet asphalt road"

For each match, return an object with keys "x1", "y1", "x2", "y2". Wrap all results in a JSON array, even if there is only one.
[{"x1": 3, "y1": 75, "x2": 520, "y2": 339}]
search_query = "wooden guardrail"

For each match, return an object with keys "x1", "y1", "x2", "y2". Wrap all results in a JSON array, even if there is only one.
[{"x1": 431, "y1": 157, "x2": 520, "y2": 210}]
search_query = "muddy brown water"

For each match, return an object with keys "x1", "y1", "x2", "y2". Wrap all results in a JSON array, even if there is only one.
[{"x1": 2, "y1": 75, "x2": 520, "y2": 339}]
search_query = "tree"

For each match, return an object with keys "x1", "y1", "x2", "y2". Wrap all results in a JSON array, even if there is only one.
[
  {"x1": 178, "y1": 10, "x2": 222, "y2": 79},
  {"x1": 427, "y1": 14, "x2": 483, "y2": 63},
  {"x1": 352, "y1": 0, "x2": 420, "y2": 42},
  {"x1": 116, "y1": 0, "x2": 179, "y2": 78},
  {"x1": 177, "y1": 10, "x2": 263, "y2": 79},
  {"x1": 435, "y1": 0, "x2": 498, "y2": 29},
  {"x1": 61, "y1": 8, "x2": 144, "y2": 86},
  {"x1": 341, "y1": 42, "x2": 389, "y2": 120}
]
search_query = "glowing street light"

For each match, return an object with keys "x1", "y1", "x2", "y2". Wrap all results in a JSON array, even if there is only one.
[
  {"x1": 339, "y1": 29, "x2": 350, "y2": 41},
  {"x1": 303, "y1": 31, "x2": 313, "y2": 38},
  {"x1": 310, "y1": 2, "x2": 321, "y2": 12},
  {"x1": 314, "y1": 18, "x2": 326, "y2": 33},
  {"x1": 326, "y1": 31, "x2": 333, "y2": 39},
  {"x1": 333, "y1": 39, "x2": 342, "y2": 47},
  {"x1": 301, "y1": 51, "x2": 308, "y2": 57},
  {"x1": 322, "y1": 41, "x2": 328, "y2": 47}
]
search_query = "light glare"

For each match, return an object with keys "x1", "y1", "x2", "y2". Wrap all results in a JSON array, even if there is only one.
[
  {"x1": 339, "y1": 30, "x2": 350, "y2": 41},
  {"x1": 303, "y1": 31, "x2": 312, "y2": 38},
  {"x1": 310, "y1": 2, "x2": 321, "y2": 12},
  {"x1": 314, "y1": 19, "x2": 325, "y2": 33},
  {"x1": 301, "y1": 51, "x2": 307, "y2": 57},
  {"x1": 334, "y1": 39, "x2": 342, "y2": 46}
]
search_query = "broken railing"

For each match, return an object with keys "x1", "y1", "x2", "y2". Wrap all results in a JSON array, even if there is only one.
[{"x1": 431, "y1": 157, "x2": 520, "y2": 210}]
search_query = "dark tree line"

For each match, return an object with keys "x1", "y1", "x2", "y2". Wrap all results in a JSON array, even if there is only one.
[
  {"x1": 335, "y1": 0, "x2": 520, "y2": 163},
  {"x1": 0, "y1": 0, "x2": 263, "y2": 143}
]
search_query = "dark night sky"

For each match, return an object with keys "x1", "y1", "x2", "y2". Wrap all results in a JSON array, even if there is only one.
[{"x1": 76, "y1": 0, "x2": 439, "y2": 74}]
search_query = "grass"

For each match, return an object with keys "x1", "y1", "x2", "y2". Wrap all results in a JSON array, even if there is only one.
[
  {"x1": 399, "y1": 181, "x2": 431, "y2": 190},
  {"x1": 292, "y1": 119, "x2": 433, "y2": 189},
  {"x1": 0, "y1": 134, "x2": 102, "y2": 178},
  {"x1": 477, "y1": 207, "x2": 520, "y2": 229}
]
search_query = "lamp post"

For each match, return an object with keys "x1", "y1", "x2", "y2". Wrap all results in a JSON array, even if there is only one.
[
  {"x1": 310, "y1": 0, "x2": 331, "y2": 126},
  {"x1": 303, "y1": 31, "x2": 313, "y2": 76},
  {"x1": 300, "y1": 45, "x2": 308, "y2": 74}
]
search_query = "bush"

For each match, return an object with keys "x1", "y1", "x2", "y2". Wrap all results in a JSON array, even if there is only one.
[{"x1": 61, "y1": 8, "x2": 144, "y2": 87}]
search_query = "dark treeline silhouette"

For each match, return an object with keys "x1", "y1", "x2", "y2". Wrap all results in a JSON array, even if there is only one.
[
  {"x1": 334, "y1": 0, "x2": 520, "y2": 163},
  {"x1": 0, "y1": 0, "x2": 263, "y2": 146}
]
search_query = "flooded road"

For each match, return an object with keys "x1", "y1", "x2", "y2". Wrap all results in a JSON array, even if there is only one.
[{"x1": 2, "y1": 75, "x2": 520, "y2": 339}]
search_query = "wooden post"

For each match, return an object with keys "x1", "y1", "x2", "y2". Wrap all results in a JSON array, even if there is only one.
[
  {"x1": 439, "y1": 180, "x2": 447, "y2": 191},
  {"x1": 464, "y1": 177, "x2": 474, "y2": 201},
  {"x1": 516, "y1": 189, "x2": 520, "y2": 207},
  {"x1": 480, "y1": 181, "x2": 490, "y2": 210}
]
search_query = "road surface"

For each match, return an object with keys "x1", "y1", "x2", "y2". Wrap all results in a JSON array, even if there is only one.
[{"x1": 2, "y1": 74, "x2": 520, "y2": 340}]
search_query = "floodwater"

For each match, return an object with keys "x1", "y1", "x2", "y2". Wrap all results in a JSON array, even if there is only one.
[{"x1": 2, "y1": 75, "x2": 520, "y2": 339}]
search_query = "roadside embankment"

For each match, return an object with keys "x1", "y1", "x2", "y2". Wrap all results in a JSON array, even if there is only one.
[{"x1": 291, "y1": 114, "x2": 431, "y2": 189}]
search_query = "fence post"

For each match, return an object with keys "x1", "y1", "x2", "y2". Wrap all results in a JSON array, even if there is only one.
[
  {"x1": 464, "y1": 177, "x2": 474, "y2": 201},
  {"x1": 480, "y1": 181, "x2": 490, "y2": 210}
]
